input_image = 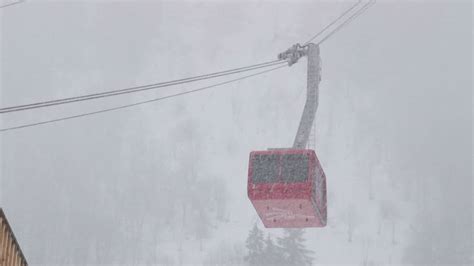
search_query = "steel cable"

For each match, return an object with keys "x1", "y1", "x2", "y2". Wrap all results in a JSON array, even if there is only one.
[{"x1": 0, "y1": 65, "x2": 287, "y2": 132}]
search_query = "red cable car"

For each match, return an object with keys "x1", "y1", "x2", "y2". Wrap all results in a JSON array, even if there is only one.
[
  {"x1": 247, "y1": 43, "x2": 327, "y2": 228},
  {"x1": 248, "y1": 149, "x2": 327, "y2": 228}
]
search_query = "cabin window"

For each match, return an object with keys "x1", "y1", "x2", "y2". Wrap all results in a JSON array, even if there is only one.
[
  {"x1": 252, "y1": 154, "x2": 280, "y2": 183},
  {"x1": 281, "y1": 154, "x2": 308, "y2": 183}
]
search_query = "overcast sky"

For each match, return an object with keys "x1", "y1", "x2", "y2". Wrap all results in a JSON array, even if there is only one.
[{"x1": 1, "y1": 1, "x2": 472, "y2": 265}]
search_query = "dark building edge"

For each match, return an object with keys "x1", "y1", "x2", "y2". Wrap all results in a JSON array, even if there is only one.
[{"x1": 0, "y1": 208, "x2": 28, "y2": 266}]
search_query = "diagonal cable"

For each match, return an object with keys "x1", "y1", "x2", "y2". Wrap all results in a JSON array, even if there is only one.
[
  {"x1": 0, "y1": 59, "x2": 285, "y2": 114},
  {"x1": 316, "y1": 0, "x2": 375, "y2": 45},
  {"x1": 0, "y1": 0, "x2": 24, "y2": 9},
  {"x1": 0, "y1": 65, "x2": 287, "y2": 132},
  {"x1": 303, "y1": 0, "x2": 362, "y2": 45}
]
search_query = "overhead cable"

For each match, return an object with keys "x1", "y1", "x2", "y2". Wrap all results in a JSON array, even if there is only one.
[
  {"x1": 0, "y1": 1, "x2": 376, "y2": 132},
  {"x1": 0, "y1": 65, "x2": 287, "y2": 132},
  {"x1": 0, "y1": 0, "x2": 24, "y2": 9},
  {"x1": 316, "y1": 0, "x2": 375, "y2": 45},
  {"x1": 0, "y1": 59, "x2": 285, "y2": 114},
  {"x1": 303, "y1": 0, "x2": 362, "y2": 45}
]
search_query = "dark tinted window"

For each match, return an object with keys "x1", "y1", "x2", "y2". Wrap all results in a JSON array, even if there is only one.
[
  {"x1": 281, "y1": 154, "x2": 308, "y2": 183},
  {"x1": 252, "y1": 154, "x2": 280, "y2": 183}
]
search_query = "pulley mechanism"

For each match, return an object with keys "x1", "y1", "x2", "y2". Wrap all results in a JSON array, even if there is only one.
[{"x1": 278, "y1": 43, "x2": 307, "y2": 66}]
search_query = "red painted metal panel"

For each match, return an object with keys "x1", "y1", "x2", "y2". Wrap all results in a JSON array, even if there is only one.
[{"x1": 247, "y1": 149, "x2": 327, "y2": 228}]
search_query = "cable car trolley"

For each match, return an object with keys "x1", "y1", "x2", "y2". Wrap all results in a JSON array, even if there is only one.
[{"x1": 248, "y1": 43, "x2": 327, "y2": 228}]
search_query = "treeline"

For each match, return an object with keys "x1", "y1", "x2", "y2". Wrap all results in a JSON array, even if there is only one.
[
  {"x1": 244, "y1": 224, "x2": 314, "y2": 266},
  {"x1": 205, "y1": 223, "x2": 315, "y2": 266}
]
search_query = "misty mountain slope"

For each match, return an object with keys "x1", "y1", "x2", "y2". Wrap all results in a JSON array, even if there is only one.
[{"x1": 1, "y1": 1, "x2": 471, "y2": 265}]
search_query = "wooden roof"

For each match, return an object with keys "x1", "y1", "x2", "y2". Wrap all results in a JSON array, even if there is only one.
[{"x1": 0, "y1": 208, "x2": 28, "y2": 266}]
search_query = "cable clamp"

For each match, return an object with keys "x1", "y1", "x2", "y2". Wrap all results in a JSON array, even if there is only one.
[{"x1": 278, "y1": 43, "x2": 307, "y2": 66}]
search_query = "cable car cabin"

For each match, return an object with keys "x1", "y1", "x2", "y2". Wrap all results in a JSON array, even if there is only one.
[{"x1": 247, "y1": 149, "x2": 326, "y2": 228}]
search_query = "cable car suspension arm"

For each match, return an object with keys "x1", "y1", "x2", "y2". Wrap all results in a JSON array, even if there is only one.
[{"x1": 278, "y1": 43, "x2": 321, "y2": 149}]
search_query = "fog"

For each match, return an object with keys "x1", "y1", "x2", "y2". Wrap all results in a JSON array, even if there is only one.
[{"x1": 1, "y1": 0, "x2": 472, "y2": 265}]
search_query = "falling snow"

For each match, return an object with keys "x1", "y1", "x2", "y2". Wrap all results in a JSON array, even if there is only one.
[{"x1": 0, "y1": 1, "x2": 471, "y2": 265}]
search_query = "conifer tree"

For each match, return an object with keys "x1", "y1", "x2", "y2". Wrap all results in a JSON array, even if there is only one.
[
  {"x1": 278, "y1": 229, "x2": 314, "y2": 266},
  {"x1": 262, "y1": 235, "x2": 285, "y2": 266},
  {"x1": 245, "y1": 223, "x2": 265, "y2": 265}
]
